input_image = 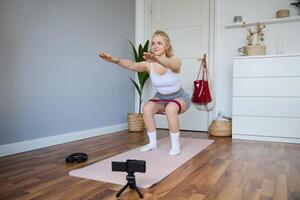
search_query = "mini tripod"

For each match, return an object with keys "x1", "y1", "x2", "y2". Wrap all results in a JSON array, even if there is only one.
[{"x1": 116, "y1": 172, "x2": 143, "y2": 198}]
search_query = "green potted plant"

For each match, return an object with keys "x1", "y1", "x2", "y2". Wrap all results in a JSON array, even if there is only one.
[
  {"x1": 291, "y1": 1, "x2": 300, "y2": 7},
  {"x1": 127, "y1": 40, "x2": 150, "y2": 132},
  {"x1": 291, "y1": 1, "x2": 300, "y2": 15}
]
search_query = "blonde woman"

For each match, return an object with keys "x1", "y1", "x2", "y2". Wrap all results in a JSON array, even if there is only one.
[{"x1": 99, "y1": 30, "x2": 191, "y2": 156}]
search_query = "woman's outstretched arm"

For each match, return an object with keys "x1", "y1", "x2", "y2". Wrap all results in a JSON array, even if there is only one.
[
  {"x1": 143, "y1": 52, "x2": 181, "y2": 73},
  {"x1": 99, "y1": 52, "x2": 149, "y2": 72}
]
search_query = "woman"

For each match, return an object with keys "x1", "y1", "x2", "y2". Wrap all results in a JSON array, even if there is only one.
[{"x1": 99, "y1": 30, "x2": 191, "y2": 156}]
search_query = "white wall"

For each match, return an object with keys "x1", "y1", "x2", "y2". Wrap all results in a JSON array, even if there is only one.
[
  {"x1": 0, "y1": 0, "x2": 135, "y2": 156},
  {"x1": 215, "y1": 0, "x2": 300, "y2": 117}
]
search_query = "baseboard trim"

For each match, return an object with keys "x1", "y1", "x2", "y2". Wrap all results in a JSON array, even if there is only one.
[
  {"x1": 232, "y1": 134, "x2": 300, "y2": 144},
  {"x1": 0, "y1": 123, "x2": 127, "y2": 157}
]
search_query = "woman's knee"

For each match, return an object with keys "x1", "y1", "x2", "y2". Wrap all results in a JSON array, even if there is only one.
[
  {"x1": 143, "y1": 102, "x2": 155, "y2": 116},
  {"x1": 165, "y1": 103, "x2": 179, "y2": 116},
  {"x1": 175, "y1": 98, "x2": 187, "y2": 113}
]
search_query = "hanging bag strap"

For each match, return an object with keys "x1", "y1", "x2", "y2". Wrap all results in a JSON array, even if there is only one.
[
  {"x1": 196, "y1": 55, "x2": 209, "y2": 98},
  {"x1": 195, "y1": 57, "x2": 204, "y2": 81},
  {"x1": 195, "y1": 54, "x2": 208, "y2": 81}
]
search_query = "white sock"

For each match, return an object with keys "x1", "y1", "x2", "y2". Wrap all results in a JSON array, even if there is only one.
[
  {"x1": 169, "y1": 132, "x2": 181, "y2": 156},
  {"x1": 140, "y1": 131, "x2": 157, "y2": 152}
]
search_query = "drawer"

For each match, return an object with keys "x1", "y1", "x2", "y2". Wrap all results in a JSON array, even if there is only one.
[
  {"x1": 233, "y1": 77, "x2": 300, "y2": 97},
  {"x1": 232, "y1": 116, "x2": 300, "y2": 138},
  {"x1": 232, "y1": 97, "x2": 300, "y2": 117},
  {"x1": 233, "y1": 56, "x2": 300, "y2": 77}
]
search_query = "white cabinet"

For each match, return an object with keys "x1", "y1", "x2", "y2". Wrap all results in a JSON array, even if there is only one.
[{"x1": 232, "y1": 54, "x2": 300, "y2": 143}]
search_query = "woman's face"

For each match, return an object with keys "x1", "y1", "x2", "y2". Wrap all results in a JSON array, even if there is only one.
[{"x1": 151, "y1": 35, "x2": 167, "y2": 56}]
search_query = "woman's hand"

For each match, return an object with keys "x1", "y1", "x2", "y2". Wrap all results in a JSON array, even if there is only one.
[
  {"x1": 99, "y1": 52, "x2": 150, "y2": 72},
  {"x1": 99, "y1": 52, "x2": 119, "y2": 63},
  {"x1": 143, "y1": 52, "x2": 158, "y2": 62}
]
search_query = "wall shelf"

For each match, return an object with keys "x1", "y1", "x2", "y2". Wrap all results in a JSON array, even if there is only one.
[{"x1": 225, "y1": 15, "x2": 300, "y2": 28}]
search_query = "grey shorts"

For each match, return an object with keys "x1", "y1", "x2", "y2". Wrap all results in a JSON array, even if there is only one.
[{"x1": 151, "y1": 88, "x2": 191, "y2": 112}]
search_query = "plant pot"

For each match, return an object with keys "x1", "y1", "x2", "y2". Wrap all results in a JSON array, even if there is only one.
[
  {"x1": 127, "y1": 113, "x2": 144, "y2": 132},
  {"x1": 246, "y1": 45, "x2": 266, "y2": 56},
  {"x1": 208, "y1": 120, "x2": 232, "y2": 137}
]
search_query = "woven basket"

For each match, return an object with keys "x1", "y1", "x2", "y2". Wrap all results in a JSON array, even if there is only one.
[
  {"x1": 246, "y1": 45, "x2": 266, "y2": 56},
  {"x1": 208, "y1": 119, "x2": 232, "y2": 137},
  {"x1": 127, "y1": 113, "x2": 144, "y2": 132}
]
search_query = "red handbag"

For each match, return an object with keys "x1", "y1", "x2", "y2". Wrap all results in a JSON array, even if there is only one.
[{"x1": 191, "y1": 55, "x2": 212, "y2": 104}]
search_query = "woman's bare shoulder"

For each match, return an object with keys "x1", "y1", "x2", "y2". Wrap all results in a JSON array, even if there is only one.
[
  {"x1": 171, "y1": 57, "x2": 181, "y2": 63},
  {"x1": 170, "y1": 57, "x2": 181, "y2": 73}
]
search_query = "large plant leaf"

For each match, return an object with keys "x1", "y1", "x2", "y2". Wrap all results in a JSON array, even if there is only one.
[
  {"x1": 143, "y1": 40, "x2": 149, "y2": 53},
  {"x1": 138, "y1": 44, "x2": 144, "y2": 62},
  {"x1": 129, "y1": 40, "x2": 138, "y2": 61},
  {"x1": 138, "y1": 72, "x2": 149, "y2": 90},
  {"x1": 141, "y1": 72, "x2": 149, "y2": 86},
  {"x1": 137, "y1": 72, "x2": 144, "y2": 87},
  {"x1": 129, "y1": 77, "x2": 141, "y2": 97},
  {"x1": 137, "y1": 72, "x2": 149, "y2": 90}
]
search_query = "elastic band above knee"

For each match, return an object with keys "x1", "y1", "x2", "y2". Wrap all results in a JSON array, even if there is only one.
[{"x1": 149, "y1": 99, "x2": 182, "y2": 113}]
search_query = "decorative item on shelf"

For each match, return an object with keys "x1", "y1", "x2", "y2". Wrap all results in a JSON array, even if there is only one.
[
  {"x1": 233, "y1": 16, "x2": 243, "y2": 23},
  {"x1": 243, "y1": 23, "x2": 266, "y2": 56},
  {"x1": 246, "y1": 45, "x2": 266, "y2": 56},
  {"x1": 276, "y1": 9, "x2": 290, "y2": 18},
  {"x1": 291, "y1": 0, "x2": 300, "y2": 7},
  {"x1": 238, "y1": 46, "x2": 247, "y2": 56},
  {"x1": 291, "y1": 0, "x2": 300, "y2": 15}
]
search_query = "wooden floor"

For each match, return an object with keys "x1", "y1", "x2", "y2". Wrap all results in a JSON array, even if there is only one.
[{"x1": 0, "y1": 130, "x2": 300, "y2": 200}]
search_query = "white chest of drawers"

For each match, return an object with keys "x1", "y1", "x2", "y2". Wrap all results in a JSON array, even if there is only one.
[{"x1": 232, "y1": 54, "x2": 300, "y2": 143}]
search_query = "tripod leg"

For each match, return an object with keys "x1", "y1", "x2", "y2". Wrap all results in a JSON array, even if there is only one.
[
  {"x1": 135, "y1": 187, "x2": 144, "y2": 198},
  {"x1": 129, "y1": 183, "x2": 144, "y2": 198},
  {"x1": 116, "y1": 183, "x2": 129, "y2": 197}
]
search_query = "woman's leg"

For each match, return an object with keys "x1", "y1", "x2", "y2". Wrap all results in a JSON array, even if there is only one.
[
  {"x1": 140, "y1": 99, "x2": 165, "y2": 152},
  {"x1": 165, "y1": 98, "x2": 187, "y2": 155},
  {"x1": 143, "y1": 99, "x2": 165, "y2": 132},
  {"x1": 165, "y1": 98, "x2": 187, "y2": 132}
]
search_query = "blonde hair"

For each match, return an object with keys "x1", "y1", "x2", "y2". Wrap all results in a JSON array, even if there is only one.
[{"x1": 152, "y1": 30, "x2": 174, "y2": 57}]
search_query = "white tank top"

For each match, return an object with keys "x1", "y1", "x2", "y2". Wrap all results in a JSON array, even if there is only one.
[{"x1": 149, "y1": 63, "x2": 181, "y2": 94}]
